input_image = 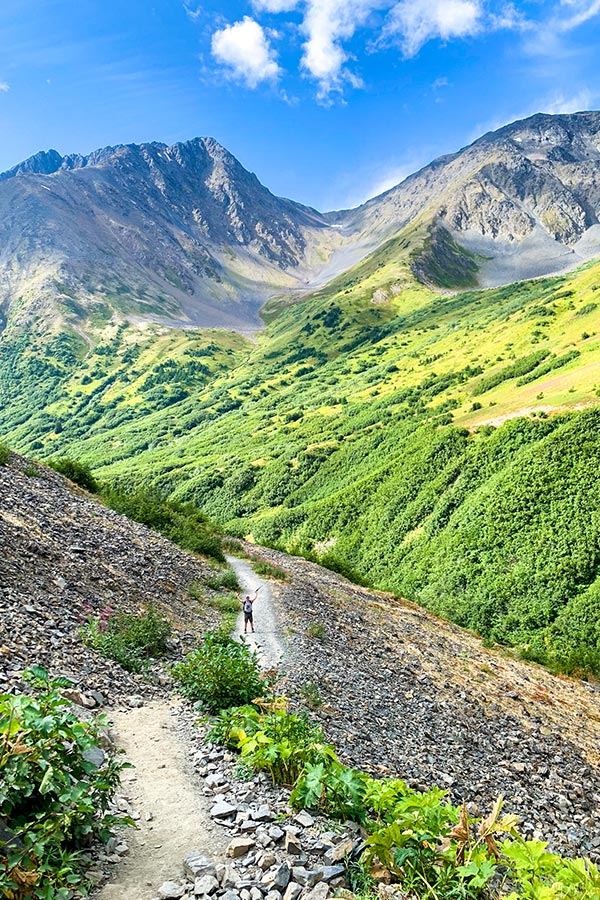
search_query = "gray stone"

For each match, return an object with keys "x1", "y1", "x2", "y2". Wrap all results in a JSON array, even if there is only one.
[
  {"x1": 158, "y1": 882, "x2": 185, "y2": 900},
  {"x1": 284, "y1": 831, "x2": 302, "y2": 855},
  {"x1": 265, "y1": 892, "x2": 281, "y2": 900},
  {"x1": 184, "y1": 853, "x2": 217, "y2": 880},
  {"x1": 263, "y1": 862, "x2": 291, "y2": 891},
  {"x1": 215, "y1": 864, "x2": 227, "y2": 884},
  {"x1": 258, "y1": 852, "x2": 277, "y2": 870},
  {"x1": 324, "y1": 838, "x2": 353, "y2": 864},
  {"x1": 317, "y1": 866, "x2": 345, "y2": 884},
  {"x1": 126, "y1": 695, "x2": 144, "y2": 708},
  {"x1": 206, "y1": 773, "x2": 226, "y2": 788},
  {"x1": 291, "y1": 868, "x2": 323, "y2": 888},
  {"x1": 221, "y1": 866, "x2": 238, "y2": 889},
  {"x1": 250, "y1": 888, "x2": 264, "y2": 900},
  {"x1": 211, "y1": 800, "x2": 238, "y2": 820},
  {"x1": 221, "y1": 892, "x2": 241, "y2": 900},
  {"x1": 268, "y1": 825, "x2": 285, "y2": 842},
  {"x1": 294, "y1": 811, "x2": 315, "y2": 828},
  {"x1": 82, "y1": 746, "x2": 106, "y2": 769},
  {"x1": 304, "y1": 884, "x2": 330, "y2": 900},
  {"x1": 254, "y1": 804, "x2": 274, "y2": 822},
  {"x1": 194, "y1": 875, "x2": 219, "y2": 896}
]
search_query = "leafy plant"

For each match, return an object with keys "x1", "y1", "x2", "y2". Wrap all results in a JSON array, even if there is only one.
[
  {"x1": 305, "y1": 622, "x2": 325, "y2": 640},
  {"x1": 299, "y1": 681, "x2": 322, "y2": 709},
  {"x1": 291, "y1": 759, "x2": 367, "y2": 821},
  {"x1": 250, "y1": 559, "x2": 288, "y2": 580},
  {"x1": 46, "y1": 457, "x2": 98, "y2": 492},
  {"x1": 237, "y1": 701, "x2": 332, "y2": 785},
  {"x1": 101, "y1": 486, "x2": 224, "y2": 562},
  {"x1": 0, "y1": 442, "x2": 10, "y2": 466},
  {"x1": 172, "y1": 631, "x2": 266, "y2": 712},
  {"x1": 83, "y1": 605, "x2": 172, "y2": 673},
  {"x1": 0, "y1": 667, "x2": 130, "y2": 900},
  {"x1": 205, "y1": 568, "x2": 240, "y2": 591}
]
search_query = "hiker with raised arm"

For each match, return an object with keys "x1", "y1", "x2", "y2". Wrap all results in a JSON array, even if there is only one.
[{"x1": 241, "y1": 587, "x2": 261, "y2": 634}]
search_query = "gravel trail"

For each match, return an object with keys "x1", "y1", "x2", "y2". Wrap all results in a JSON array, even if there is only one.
[
  {"x1": 94, "y1": 699, "x2": 228, "y2": 900},
  {"x1": 227, "y1": 554, "x2": 284, "y2": 669}
]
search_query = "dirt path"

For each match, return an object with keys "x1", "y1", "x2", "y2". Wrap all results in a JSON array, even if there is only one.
[
  {"x1": 227, "y1": 554, "x2": 284, "y2": 669},
  {"x1": 95, "y1": 699, "x2": 228, "y2": 900}
]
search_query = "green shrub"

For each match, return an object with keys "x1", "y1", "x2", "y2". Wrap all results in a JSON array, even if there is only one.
[
  {"x1": 251, "y1": 559, "x2": 288, "y2": 580},
  {"x1": 305, "y1": 622, "x2": 325, "y2": 640},
  {"x1": 172, "y1": 631, "x2": 266, "y2": 712},
  {"x1": 47, "y1": 456, "x2": 98, "y2": 492},
  {"x1": 83, "y1": 606, "x2": 172, "y2": 673},
  {"x1": 0, "y1": 667, "x2": 129, "y2": 900},
  {"x1": 0, "y1": 443, "x2": 9, "y2": 466},
  {"x1": 101, "y1": 486, "x2": 224, "y2": 561},
  {"x1": 206, "y1": 568, "x2": 240, "y2": 591}
]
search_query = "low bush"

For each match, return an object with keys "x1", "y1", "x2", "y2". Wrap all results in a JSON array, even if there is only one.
[
  {"x1": 0, "y1": 667, "x2": 129, "y2": 900},
  {"x1": 205, "y1": 569, "x2": 240, "y2": 591},
  {"x1": 172, "y1": 631, "x2": 266, "y2": 712},
  {"x1": 101, "y1": 486, "x2": 224, "y2": 562},
  {"x1": 83, "y1": 605, "x2": 172, "y2": 673},
  {"x1": 305, "y1": 622, "x2": 325, "y2": 640},
  {"x1": 250, "y1": 559, "x2": 288, "y2": 581},
  {"x1": 0, "y1": 442, "x2": 10, "y2": 466},
  {"x1": 47, "y1": 457, "x2": 98, "y2": 492}
]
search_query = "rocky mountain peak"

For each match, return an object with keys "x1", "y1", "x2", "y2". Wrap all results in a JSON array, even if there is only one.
[{"x1": 0, "y1": 148, "x2": 65, "y2": 181}]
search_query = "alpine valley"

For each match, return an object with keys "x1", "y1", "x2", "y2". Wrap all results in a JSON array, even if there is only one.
[{"x1": 3, "y1": 110, "x2": 600, "y2": 674}]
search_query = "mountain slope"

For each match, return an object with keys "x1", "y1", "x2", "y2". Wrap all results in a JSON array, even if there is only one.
[
  {"x1": 328, "y1": 111, "x2": 600, "y2": 289},
  {"x1": 0, "y1": 137, "x2": 339, "y2": 334}
]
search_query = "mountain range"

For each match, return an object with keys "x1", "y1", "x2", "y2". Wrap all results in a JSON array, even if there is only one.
[
  {"x1": 3, "y1": 110, "x2": 600, "y2": 337},
  {"x1": 2, "y1": 110, "x2": 600, "y2": 676}
]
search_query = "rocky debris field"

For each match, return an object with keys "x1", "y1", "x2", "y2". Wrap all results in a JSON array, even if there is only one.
[
  {"x1": 0, "y1": 453, "x2": 222, "y2": 699},
  {"x1": 232, "y1": 543, "x2": 600, "y2": 862},
  {"x1": 143, "y1": 713, "x2": 361, "y2": 900}
]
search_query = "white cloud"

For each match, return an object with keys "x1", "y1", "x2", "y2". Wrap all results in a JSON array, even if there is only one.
[
  {"x1": 384, "y1": 0, "x2": 483, "y2": 58},
  {"x1": 253, "y1": 0, "x2": 299, "y2": 11},
  {"x1": 557, "y1": 0, "x2": 600, "y2": 31},
  {"x1": 211, "y1": 17, "x2": 281, "y2": 87},
  {"x1": 300, "y1": 0, "x2": 384, "y2": 100},
  {"x1": 0, "y1": 81, "x2": 9, "y2": 93},
  {"x1": 183, "y1": 1, "x2": 202, "y2": 21},
  {"x1": 541, "y1": 87, "x2": 596, "y2": 114}
]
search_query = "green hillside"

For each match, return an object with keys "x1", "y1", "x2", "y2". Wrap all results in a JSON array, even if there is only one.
[{"x1": 2, "y1": 246, "x2": 600, "y2": 673}]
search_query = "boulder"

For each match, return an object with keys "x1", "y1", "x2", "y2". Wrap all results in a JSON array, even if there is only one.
[{"x1": 227, "y1": 837, "x2": 256, "y2": 859}]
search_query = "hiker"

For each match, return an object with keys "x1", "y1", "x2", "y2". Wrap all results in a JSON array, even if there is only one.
[{"x1": 241, "y1": 587, "x2": 261, "y2": 633}]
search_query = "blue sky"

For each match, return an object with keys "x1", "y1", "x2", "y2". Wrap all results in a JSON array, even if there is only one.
[{"x1": 1, "y1": 0, "x2": 599, "y2": 209}]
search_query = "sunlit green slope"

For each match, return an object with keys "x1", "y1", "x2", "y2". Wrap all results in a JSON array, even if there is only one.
[{"x1": 2, "y1": 245, "x2": 600, "y2": 672}]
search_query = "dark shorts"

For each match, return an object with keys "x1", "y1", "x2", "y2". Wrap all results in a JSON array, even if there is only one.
[{"x1": 244, "y1": 611, "x2": 253, "y2": 623}]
